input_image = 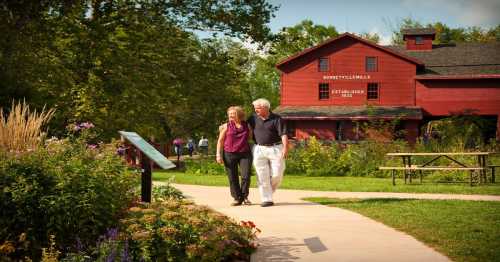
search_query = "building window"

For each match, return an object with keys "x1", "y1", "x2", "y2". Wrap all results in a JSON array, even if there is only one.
[
  {"x1": 286, "y1": 120, "x2": 296, "y2": 138},
  {"x1": 319, "y1": 83, "x2": 329, "y2": 100},
  {"x1": 335, "y1": 121, "x2": 343, "y2": 141},
  {"x1": 318, "y1": 57, "x2": 329, "y2": 72},
  {"x1": 365, "y1": 57, "x2": 377, "y2": 72},
  {"x1": 367, "y1": 83, "x2": 379, "y2": 100},
  {"x1": 415, "y1": 36, "x2": 423, "y2": 45}
]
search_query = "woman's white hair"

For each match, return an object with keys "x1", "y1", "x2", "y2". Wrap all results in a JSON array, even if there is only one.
[{"x1": 252, "y1": 98, "x2": 271, "y2": 109}]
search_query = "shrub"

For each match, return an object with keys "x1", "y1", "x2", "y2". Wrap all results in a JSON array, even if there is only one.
[
  {"x1": 120, "y1": 199, "x2": 259, "y2": 261},
  {"x1": 152, "y1": 182, "x2": 185, "y2": 202},
  {"x1": 184, "y1": 158, "x2": 226, "y2": 175},
  {"x1": 61, "y1": 198, "x2": 259, "y2": 262},
  {"x1": 342, "y1": 140, "x2": 408, "y2": 177},
  {"x1": 0, "y1": 135, "x2": 138, "y2": 260},
  {"x1": 286, "y1": 138, "x2": 409, "y2": 177}
]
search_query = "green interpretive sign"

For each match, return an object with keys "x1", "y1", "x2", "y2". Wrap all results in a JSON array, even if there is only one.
[{"x1": 119, "y1": 131, "x2": 176, "y2": 169}]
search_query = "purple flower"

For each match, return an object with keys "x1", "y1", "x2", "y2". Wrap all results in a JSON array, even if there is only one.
[
  {"x1": 88, "y1": 144, "x2": 98, "y2": 150},
  {"x1": 106, "y1": 228, "x2": 119, "y2": 240},
  {"x1": 105, "y1": 248, "x2": 116, "y2": 262},
  {"x1": 81, "y1": 122, "x2": 95, "y2": 129},
  {"x1": 121, "y1": 240, "x2": 130, "y2": 262},
  {"x1": 116, "y1": 146, "x2": 126, "y2": 156},
  {"x1": 73, "y1": 122, "x2": 95, "y2": 132}
]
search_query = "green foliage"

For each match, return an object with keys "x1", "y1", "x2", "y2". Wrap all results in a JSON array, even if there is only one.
[
  {"x1": 390, "y1": 17, "x2": 499, "y2": 45},
  {"x1": 287, "y1": 137, "x2": 347, "y2": 176},
  {"x1": 0, "y1": 0, "x2": 277, "y2": 141},
  {"x1": 421, "y1": 115, "x2": 497, "y2": 150},
  {"x1": 287, "y1": 137, "x2": 408, "y2": 177},
  {"x1": 0, "y1": 133, "x2": 138, "y2": 260},
  {"x1": 271, "y1": 20, "x2": 339, "y2": 59},
  {"x1": 358, "y1": 32, "x2": 381, "y2": 43},
  {"x1": 184, "y1": 158, "x2": 226, "y2": 176},
  {"x1": 117, "y1": 199, "x2": 259, "y2": 261},
  {"x1": 152, "y1": 183, "x2": 185, "y2": 202},
  {"x1": 342, "y1": 140, "x2": 408, "y2": 177}
]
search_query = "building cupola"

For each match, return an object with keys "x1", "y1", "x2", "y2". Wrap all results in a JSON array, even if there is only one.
[{"x1": 402, "y1": 28, "x2": 435, "y2": 51}]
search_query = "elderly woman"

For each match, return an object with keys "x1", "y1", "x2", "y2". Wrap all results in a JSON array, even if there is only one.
[{"x1": 216, "y1": 106, "x2": 253, "y2": 206}]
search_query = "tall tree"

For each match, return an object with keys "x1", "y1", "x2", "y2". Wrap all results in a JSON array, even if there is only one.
[
  {"x1": 242, "y1": 20, "x2": 339, "y2": 108},
  {"x1": 0, "y1": 0, "x2": 278, "y2": 140},
  {"x1": 358, "y1": 32, "x2": 381, "y2": 43},
  {"x1": 389, "y1": 17, "x2": 499, "y2": 45}
]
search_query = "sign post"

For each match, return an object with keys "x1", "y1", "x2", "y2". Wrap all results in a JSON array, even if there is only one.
[{"x1": 119, "y1": 131, "x2": 176, "y2": 202}]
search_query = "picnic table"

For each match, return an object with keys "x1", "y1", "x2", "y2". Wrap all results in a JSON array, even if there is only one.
[{"x1": 379, "y1": 152, "x2": 492, "y2": 186}]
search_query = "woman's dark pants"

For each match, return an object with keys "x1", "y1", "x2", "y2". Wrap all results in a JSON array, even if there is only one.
[{"x1": 223, "y1": 151, "x2": 252, "y2": 201}]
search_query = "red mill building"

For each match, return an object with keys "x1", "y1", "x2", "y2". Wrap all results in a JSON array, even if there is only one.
[{"x1": 274, "y1": 29, "x2": 500, "y2": 143}]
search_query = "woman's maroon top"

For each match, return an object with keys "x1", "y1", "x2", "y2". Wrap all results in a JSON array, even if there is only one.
[{"x1": 224, "y1": 121, "x2": 250, "y2": 153}]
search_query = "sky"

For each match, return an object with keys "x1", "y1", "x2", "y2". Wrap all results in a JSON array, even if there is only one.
[{"x1": 266, "y1": 0, "x2": 500, "y2": 45}]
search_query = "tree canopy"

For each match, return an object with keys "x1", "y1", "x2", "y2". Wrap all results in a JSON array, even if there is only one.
[
  {"x1": 0, "y1": 0, "x2": 277, "y2": 140},
  {"x1": 390, "y1": 18, "x2": 500, "y2": 45}
]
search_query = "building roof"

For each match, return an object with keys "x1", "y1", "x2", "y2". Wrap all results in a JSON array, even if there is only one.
[
  {"x1": 276, "y1": 33, "x2": 424, "y2": 70},
  {"x1": 387, "y1": 42, "x2": 500, "y2": 76},
  {"x1": 401, "y1": 28, "x2": 436, "y2": 36},
  {"x1": 274, "y1": 106, "x2": 423, "y2": 120}
]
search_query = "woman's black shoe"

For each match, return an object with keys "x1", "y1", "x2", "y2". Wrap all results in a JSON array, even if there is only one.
[{"x1": 231, "y1": 200, "x2": 243, "y2": 206}]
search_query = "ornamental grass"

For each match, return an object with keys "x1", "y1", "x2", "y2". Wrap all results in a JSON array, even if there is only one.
[{"x1": 0, "y1": 101, "x2": 54, "y2": 153}]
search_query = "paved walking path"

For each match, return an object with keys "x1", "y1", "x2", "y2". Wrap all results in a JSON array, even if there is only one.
[{"x1": 164, "y1": 184, "x2": 498, "y2": 262}]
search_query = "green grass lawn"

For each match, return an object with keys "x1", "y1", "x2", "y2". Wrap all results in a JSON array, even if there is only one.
[
  {"x1": 304, "y1": 197, "x2": 500, "y2": 262},
  {"x1": 153, "y1": 171, "x2": 500, "y2": 195}
]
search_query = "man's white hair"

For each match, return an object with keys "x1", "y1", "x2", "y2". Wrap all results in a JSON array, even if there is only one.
[{"x1": 252, "y1": 98, "x2": 271, "y2": 109}]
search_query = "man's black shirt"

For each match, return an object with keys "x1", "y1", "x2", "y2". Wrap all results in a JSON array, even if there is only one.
[{"x1": 247, "y1": 112, "x2": 286, "y2": 145}]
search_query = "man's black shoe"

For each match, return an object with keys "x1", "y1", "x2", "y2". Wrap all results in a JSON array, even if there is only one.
[
  {"x1": 231, "y1": 200, "x2": 243, "y2": 206},
  {"x1": 260, "y1": 201, "x2": 274, "y2": 207}
]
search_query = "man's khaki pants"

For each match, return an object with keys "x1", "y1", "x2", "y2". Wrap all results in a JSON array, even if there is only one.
[{"x1": 253, "y1": 144, "x2": 285, "y2": 202}]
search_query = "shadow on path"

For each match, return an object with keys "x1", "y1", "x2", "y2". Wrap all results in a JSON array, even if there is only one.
[{"x1": 252, "y1": 237, "x2": 303, "y2": 262}]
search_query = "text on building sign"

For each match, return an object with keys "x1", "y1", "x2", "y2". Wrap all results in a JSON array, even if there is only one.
[
  {"x1": 331, "y1": 89, "x2": 365, "y2": 98},
  {"x1": 323, "y1": 75, "x2": 371, "y2": 80}
]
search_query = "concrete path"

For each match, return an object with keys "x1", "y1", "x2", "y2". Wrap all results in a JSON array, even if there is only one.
[{"x1": 167, "y1": 184, "x2": 467, "y2": 262}]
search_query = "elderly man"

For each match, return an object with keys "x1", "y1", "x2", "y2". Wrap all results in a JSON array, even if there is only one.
[{"x1": 248, "y1": 98, "x2": 288, "y2": 207}]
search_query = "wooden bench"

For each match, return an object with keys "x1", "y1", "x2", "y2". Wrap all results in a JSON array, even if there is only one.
[{"x1": 379, "y1": 166, "x2": 485, "y2": 186}]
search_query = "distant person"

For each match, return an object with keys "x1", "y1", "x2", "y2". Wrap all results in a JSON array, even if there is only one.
[
  {"x1": 217, "y1": 106, "x2": 253, "y2": 206},
  {"x1": 198, "y1": 136, "x2": 209, "y2": 155},
  {"x1": 248, "y1": 98, "x2": 288, "y2": 207},
  {"x1": 173, "y1": 137, "x2": 184, "y2": 162},
  {"x1": 187, "y1": 138, "x2": 195, "y2": 157}
]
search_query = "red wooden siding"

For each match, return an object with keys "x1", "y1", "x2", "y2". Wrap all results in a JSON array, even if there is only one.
[
  {"x1": 292, "y1": 120, "x2": 419, "y2": 142},
  {"x1": 295, "y1": 121, "x2": 336, "y2": 140},
  {"x1": 405, "y1": 35, "x2": 433, "y2": 50},
  {"x1": 280, "y1": 37, "x2": 417, "y2": 107},
  {"x1": 416, "y1": 79, "x2": 500, "y2": 116}
]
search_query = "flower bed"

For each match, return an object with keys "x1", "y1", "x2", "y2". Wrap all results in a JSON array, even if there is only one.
[{"x1": 62, "y1": 185, "x2": 260, "y2": 262}]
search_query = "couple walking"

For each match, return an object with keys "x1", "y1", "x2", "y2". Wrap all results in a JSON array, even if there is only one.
[{"x1": 216, "y1": 98, "x2": 288, "y2": 207}]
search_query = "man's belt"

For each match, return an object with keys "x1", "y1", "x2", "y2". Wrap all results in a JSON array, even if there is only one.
[{"x1": 257, "y1": 142, "x2": 282, "y2": 146}]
